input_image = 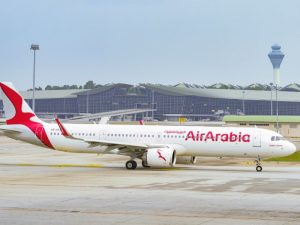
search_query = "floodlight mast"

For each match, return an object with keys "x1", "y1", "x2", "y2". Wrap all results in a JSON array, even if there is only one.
[{"x1": 30, "y1": 44, "x2": 40, "y2": 112}]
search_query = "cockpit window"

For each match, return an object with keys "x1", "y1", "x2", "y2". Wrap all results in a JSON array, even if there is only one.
[
  {"x1": 271, "y1": 136, "x2": 275, "y2": 141},
  {"x1": 277, "y1": 136, "x2": 285, "y2": 141},
  {"x1": 271, "y1": 136, "x2": 286, "y2": 141}
]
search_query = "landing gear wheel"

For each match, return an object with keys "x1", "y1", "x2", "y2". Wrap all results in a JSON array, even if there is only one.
[
  {"x1": 142, "y1": 161, "x2": 150, "y2": 168},
  {"x1": 255, "y1": 156, "x2": 262, "y2": 172},
  {"x1": 256, "y1": 165, "x2": 262, "y2": 172},
  {"x1": 126, "y1": 160, "x2": 137, "y2": 170}
]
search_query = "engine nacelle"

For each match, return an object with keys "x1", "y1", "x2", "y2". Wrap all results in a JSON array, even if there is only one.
[
  {"x1": 142, "y1": 148, "x2": 176, "y2": 168},
  {"x1": 176, "y1": 156, "x2": 197, "y2": 164}
]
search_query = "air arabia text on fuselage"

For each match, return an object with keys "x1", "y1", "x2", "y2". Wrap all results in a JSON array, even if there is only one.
[{"x1": 185, "y1": 131, "x2": 250, "y2": 143}]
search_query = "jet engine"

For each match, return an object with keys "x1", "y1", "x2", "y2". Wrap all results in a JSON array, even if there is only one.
[
  {"x1": 142, "y1": 148, "x2": 176, "y2": 168},
  {"x1": 176, "y1": 156, "x2": 197, "y2": 164}
]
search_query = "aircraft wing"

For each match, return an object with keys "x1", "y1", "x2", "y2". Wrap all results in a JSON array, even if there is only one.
[
  {"x1": 81, "y1": 138, "x2": 148, "y2": 149},
  {"x1": 55, "y1": 118, "x2": 164, "y2": 150}
]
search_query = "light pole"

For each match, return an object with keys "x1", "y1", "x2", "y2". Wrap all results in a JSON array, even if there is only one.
[
  {"x1": 268, "y1": 44, "x2": 284, "y2": 132},
  {"x1": 30, "y1": 44, "x2": 40, "y2": 112}
]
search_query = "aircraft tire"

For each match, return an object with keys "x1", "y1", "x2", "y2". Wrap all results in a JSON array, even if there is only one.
[
  {"x1": 126, "y1": 160, "x2": 137, "y2": 170},
  {"x1": 256, "y1": 165, "x2": 262, "y2": 172}
]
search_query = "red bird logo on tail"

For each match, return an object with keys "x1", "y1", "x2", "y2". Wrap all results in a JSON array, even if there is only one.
[{"x1": 0, "y1": 83, "x2": 53, "y2": 149}]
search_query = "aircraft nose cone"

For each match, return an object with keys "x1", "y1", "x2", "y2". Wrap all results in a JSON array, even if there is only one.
[{"x1": 287, "y1": 142, "x2": 296, "y2": 155}]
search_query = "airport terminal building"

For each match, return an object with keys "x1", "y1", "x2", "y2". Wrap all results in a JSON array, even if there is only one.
[{"x1": 1, "y1": 83, "x2": 300, "y2": 121}]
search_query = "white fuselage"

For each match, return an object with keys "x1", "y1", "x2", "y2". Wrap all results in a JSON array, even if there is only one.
[{"x1": 5, "y1": 123, "x2": 296, "y2": 159}]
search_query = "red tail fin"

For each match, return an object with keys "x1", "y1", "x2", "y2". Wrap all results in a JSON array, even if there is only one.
[
  {"x1": 0, "y1": 82, "x2": 42, "y2": 125},
  {"x1": 0, "y1": 82, "x2": 53, "y2": 149}
]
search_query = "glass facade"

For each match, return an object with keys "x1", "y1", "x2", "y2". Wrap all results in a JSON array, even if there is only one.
[
  {"x1": 0, "y1": 100, "x2": 3, "y2": 117},
  {"x1": 1, "y1": 85, "x2": 300, "y2": 120},
  {"x1": 25, "y1": 98, "x2": 78, "y2": 115}
]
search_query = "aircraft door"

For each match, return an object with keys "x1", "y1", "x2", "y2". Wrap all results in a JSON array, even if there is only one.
[
  {"x1": 99, "y1": 130, "x2": 106, "y2": 140},
  {"x1": 157, "y1": 132, "x2": 164, "y2": 143},
  {"x1": 252, "y1": 130, "x2": 261, "y2": 147},
  {"x1": 135, "y1": 133, "x2": 142, "y2": 143}
]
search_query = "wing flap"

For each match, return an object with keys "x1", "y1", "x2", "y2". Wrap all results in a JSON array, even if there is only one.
[{"x1": 83, "y1": 138, "x2": 148, "y2": 148}]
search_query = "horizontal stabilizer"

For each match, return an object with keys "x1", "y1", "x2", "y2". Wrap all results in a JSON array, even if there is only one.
[{"x1": 0, "y1": 125, "x2": 22, "y2": 133}]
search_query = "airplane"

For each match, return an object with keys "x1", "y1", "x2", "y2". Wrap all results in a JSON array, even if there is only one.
[{"x1": 0, "y1": 82, "x2": 296, "y2": 171}]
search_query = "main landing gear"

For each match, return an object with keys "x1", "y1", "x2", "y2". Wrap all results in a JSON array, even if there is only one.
[
  {"x1": 255, "y1": 157, "x2": 262, "y2": 172},
  {"x1": 142, "y1": 161, "x2": 150, "y2": 168},
  {"x1": 126, "y1": 160, "x2": 137, "y2": 170}
]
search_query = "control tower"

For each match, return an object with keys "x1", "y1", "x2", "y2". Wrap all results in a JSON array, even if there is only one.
[{"x1": 268, "y1": 44, "x2": 285, "y2": 86}]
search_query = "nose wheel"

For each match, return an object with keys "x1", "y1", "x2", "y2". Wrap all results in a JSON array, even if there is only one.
[
  {"x1": 256, "y1": 165, "x2": 262, "y2": 172},
  {"x1": 126, "y1": 160, "x2": 137, "y2": 170},
  {"x1": 255, "y1": 157, "x2": 262, "y2": 172}
]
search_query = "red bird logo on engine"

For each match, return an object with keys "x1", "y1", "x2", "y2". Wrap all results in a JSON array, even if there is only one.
[{"x1": 157, "y1": 149, "x2": 166, "y2": 161}]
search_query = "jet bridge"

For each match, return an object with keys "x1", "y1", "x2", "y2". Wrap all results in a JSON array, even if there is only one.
[{"x1": 66, "y1": 108, "x2": 154, "y2": 123}]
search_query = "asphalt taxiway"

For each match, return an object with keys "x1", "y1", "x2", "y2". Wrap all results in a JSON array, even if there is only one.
[{"x1": 0, "y1": 136, "x2": 300, "y2": 225}]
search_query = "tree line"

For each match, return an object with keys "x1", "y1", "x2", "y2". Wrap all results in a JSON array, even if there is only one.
[{"x1": 28, "y1": 80, "x2": 100, "y2": 91}]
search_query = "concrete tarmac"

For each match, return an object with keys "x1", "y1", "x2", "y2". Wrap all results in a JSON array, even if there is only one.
[{"x1": 0, "y1": 136, "x2": 300, "y2": 225}]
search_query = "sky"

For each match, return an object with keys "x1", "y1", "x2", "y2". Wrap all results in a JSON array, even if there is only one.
[{"x1": 1, "y1": 0, "x2": 300, "y2": 90}]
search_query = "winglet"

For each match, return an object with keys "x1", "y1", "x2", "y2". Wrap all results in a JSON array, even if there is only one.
[
  {"x1": 55, "y1": 118, "x2": 70, "y2": 137},
  {"x1": 139, "y1": 120, "x2": 144, "y2": 125}
]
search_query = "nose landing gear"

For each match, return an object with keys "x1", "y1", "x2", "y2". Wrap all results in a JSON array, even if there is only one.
[{"x1": 255, "y1": 157, "x2": 262, "y2": 172}]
